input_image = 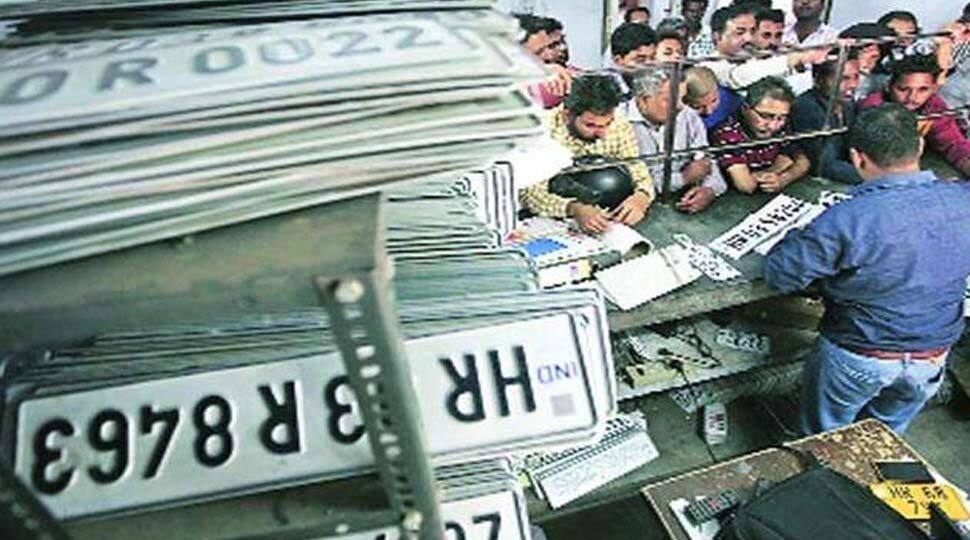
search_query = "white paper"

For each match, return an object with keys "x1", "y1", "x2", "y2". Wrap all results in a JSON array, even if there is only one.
[
  {"x1": 598, "y1": 223, "x2": 651, "y2": 255},
  {"x1": 501, "y1": 132, "x2": 572, "y2": 190},
  {"x1": 595, "y1": 244, "x2": 701, "y2": 311},
  {"x1": 709, "y1": 194, "x2": 814, "y2": 260},
  {"x1": 754, "y1": 202, "x2": 825, "y2": 256}
]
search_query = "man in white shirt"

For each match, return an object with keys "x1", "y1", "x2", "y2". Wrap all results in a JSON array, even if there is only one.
[
  {"x1": 782, "y1": 0, "x2": 837, "y2": 48},
  {"x1": 700, "y1": 4, "x2": 828, "y2": 90},
  {"x1": 783, "y1": 0, "x2": 838, "y2": 94},
  {"x1": 619, "y1": 66, "x2": 727, "y2": 213}
]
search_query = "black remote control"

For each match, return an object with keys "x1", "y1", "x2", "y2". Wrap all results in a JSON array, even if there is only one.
[{"x1": 685, "y1": 489, "x2": 741, "y2": 526}]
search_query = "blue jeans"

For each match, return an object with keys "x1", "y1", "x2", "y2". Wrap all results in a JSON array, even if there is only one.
[{"x1": 800, "y1": 336, "x2": 947, "y2": 435}]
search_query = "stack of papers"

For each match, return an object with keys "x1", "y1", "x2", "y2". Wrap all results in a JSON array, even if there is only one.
[
  {"x1": 0, "y1": 6, "x2": 546, "y2": 277},
  {"x1": 595, "y1": 244, "x2": 702, "y2": 310}
]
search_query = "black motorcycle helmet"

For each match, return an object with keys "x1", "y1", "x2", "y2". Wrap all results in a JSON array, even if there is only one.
[{"x1": 548, "y1": 155, "x2": 634, "y2": 210}]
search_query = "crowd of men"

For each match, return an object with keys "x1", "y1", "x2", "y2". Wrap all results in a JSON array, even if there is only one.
[
  {"x1": 517, "y1": 1, "x2": 970, "y2": 225},
  {"x1": 513, "y1": 2, "x2": 970, "y2": 437}
]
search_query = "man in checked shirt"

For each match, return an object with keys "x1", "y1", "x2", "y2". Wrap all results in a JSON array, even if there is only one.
[{"x1": 520, "y1": 75, "x2": 655, "y2": 233}]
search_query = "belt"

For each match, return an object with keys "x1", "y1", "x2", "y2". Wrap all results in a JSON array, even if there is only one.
[{"x1": 850, "y1": 347, "x2": 949, "y2": 361}]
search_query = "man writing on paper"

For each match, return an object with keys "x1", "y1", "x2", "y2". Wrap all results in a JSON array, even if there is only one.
[
  {"x1": 619, "y1": 66, "x2": 727, "y2": 213},
  {"x1": 520, "y1": 75, "x2": 655, "y2": 233},
  {"x1": 764, "y1": 104, "x2": 970, "y2": 434}
]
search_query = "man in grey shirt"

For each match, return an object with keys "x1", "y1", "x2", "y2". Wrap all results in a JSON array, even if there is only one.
[{"x1": 619, "y1": 65, "x2": 727, "y2": 213}]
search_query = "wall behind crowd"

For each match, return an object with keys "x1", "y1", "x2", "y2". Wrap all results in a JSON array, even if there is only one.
[{"x1": 498, "y1": 0, "x2": 958, "y2": 70}]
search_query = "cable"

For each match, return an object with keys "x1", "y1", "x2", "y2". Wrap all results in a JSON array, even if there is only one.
[{"x1": 665, "y1": 357, "x2": 720, "y2": 466}]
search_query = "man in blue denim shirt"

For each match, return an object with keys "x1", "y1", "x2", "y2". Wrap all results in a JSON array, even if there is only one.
[{"x1": 765, "y1": 104, "x2": 970, "y2": 434}]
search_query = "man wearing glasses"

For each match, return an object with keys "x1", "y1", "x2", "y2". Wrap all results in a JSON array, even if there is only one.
[
  {"x1": 710, "y1": 76, "x2": 810, "y2": 193},
  {"x1": 516, "y1": 14, "x2": 574, "y2": 109}
]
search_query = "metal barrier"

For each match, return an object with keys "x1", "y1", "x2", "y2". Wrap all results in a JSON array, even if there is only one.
[{"x1": 557, "y1": 30, "x2": 969, "y2": 200}]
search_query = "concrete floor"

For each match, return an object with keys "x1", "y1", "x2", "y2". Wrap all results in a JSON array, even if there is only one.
[{"x1": 534, "y1": 392, "x2": 970, "y2": 540}]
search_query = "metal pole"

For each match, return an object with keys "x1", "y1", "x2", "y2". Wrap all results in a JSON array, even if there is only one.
[
  {"x1": 316, "y1": 266, "x2": 445, "y2": 540},
  {"x1": 822, "y1": 42, "x2": 848, "y2": 131},
  {"x1": 661, "y1": 61, "x2": 682, "y2": 204}
]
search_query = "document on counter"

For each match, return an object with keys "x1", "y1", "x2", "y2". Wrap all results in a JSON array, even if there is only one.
[
  {"x1": 709, "y1": 194, "x2": 816, "y2": 260},
  {"x1": 595, "y1": 244, "x2": 701, "y2": 311},
  {"x1": 598, "y1": 223, "x2": 653, "y2": 255}
]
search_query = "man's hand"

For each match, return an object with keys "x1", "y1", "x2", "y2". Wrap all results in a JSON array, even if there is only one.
[
  {"x1": 789, "y1": 47, "x2": 830, "y2": 71},
  {"x1": 609, "y1": 191, "x2": 651, "y2": 226},
  {"x1": 544, "y1": 64, "x2": 573, "y2": 97},
  {"x1": 676, "y1": 186, "x2": 716, "y2": 214},
  {"x1": 754, "y1": 171, "x2": 785, "y2": 193},
  {"x1": 680, "y1": 158, "x2": 712, "y2": 187},
  {"x1": 568, "y1": 201, "x2": 610, "y2": 233}
]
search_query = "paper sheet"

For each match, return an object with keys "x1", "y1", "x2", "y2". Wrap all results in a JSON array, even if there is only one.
[
  {"x1": 598, "y1": 223, "x2": 652, "y2": 255},
  {"x1": 709, "y1": 194, "x2": 815, "y2": 260},
  {"x1": 595, "y1": 244, "x2": 701, "y2": 311}
]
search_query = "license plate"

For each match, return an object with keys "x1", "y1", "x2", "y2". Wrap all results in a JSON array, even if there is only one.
[
  {"x1": 0, "y1": 18, "x2": 473, "y2": 126},
  {"x1": 12, "y1": 313, "x2": 599, "y2": 518},
  {"x1": 326, "y1": 489, "x2": 530, "y2": 540}
]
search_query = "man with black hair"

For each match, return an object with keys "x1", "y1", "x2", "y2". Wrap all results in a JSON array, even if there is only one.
[
  {"x1": 792, "y1": 53, "x2": 864, "y2": 184},
  {"x1": 611, "y1": 22, "x2": 658, "y2": 69},
  {"x1": 878, "y1": 10, "x2": 919, "y2": 47},
  {"x1": 655, "y1": 30, "x2": 687, "y2": 62},
  {"x1": 684, "y1": 0, "x2": 715, "y2": 58},
  {"x1": 860, "y1": 54, "x2": 970, "y2": 177},
  {"x1": 624, "y1": 6, "x2": 650, "y2": 24},
  {"x1": 782, "y1": 0, "x2": 838, "y2": 94},
  {"x1": 520, "y1": 75, "x2": 655, "y2": 232},
  {"x1": 753, "y1": 8, "x2": 785, "y2": 51},
  {"x1": 784, "y1": 0, "x2": 837, "y2": 47},
  {"x1": 543, "y1": 16, "x2": 571, "y2": 67},
  {"x1": 839, "y1": 23, "x2": 896, "y2": 100},
  {"x1": 765, "y1": 103, "x2": 970, "y2": 434},
  {"x1": 516, "y1": 14, "x2": 573, "y2": 109},
  {"x1": 710, "y1": 76, "x2": 810, "y2": 193},
  {"x1": 701, "y1": 4, "x2": 828, "y2": 90}
]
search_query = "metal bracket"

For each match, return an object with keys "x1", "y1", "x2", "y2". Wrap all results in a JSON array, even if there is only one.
[{"x1": 315, "y1": 266, "x2": 444, "y2": 540}]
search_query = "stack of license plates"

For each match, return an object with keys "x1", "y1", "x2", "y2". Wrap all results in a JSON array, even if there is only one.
[
  {"x1": 0, "y1": 288, "x2": 614, "y2": 519},
  {"x1": 315, "y1": 459, "x2": 533, "y2": 540},
  {"x1": 0, "y1": 5, "x2": 546, "y2": 277},
  {"x1": 385, "y1": 181, "x2": 539, "y2": 299},
  {"x1": 0, "y1": 1, "x2": 505, "y2": 45},
  {"x1": 523, "y1": 412, "x2": 659, "y2": 509},
  {"x1": 66, "y1": 459, "x2": 533, "y2": 540},
  {"x1": 0, "y1": 177, "x2": 616, "y2": 520}
]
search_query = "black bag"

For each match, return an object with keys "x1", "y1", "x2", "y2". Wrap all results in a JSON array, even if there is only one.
[{"x1": 716, "y1": 449, "x2": 926, "y2": 540}]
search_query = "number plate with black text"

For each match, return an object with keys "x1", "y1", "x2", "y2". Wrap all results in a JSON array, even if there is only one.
[{"x1": 11, "y1": 313, "x2": 599, "y2": 518}]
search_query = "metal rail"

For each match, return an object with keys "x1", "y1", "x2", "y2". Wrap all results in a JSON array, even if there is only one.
[
  {"x1": 588, "y1": 30, "x2": 968, "y2": 202},
  {"x1": 558, "y1": 105, "x2": 970, "y2": 176}
]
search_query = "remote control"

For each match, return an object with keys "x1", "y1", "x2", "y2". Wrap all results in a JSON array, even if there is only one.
[
  {"x1": 685, "y1": 489, "x2": 741, "y2": 526},
  {"x1": 703, "y1": 403, "x2": 728, "y2": 445}
]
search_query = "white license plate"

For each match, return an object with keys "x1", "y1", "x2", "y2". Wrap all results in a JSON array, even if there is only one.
[
  {"x1": 0, "y1": 18, "x2": 472, "y2": 125},
  {"x1": 326, "y1": 489, "x2": 529, "y2": 540},
  {"x1": 12, "y1": 313, "x2": 599, "y2": 518}
]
